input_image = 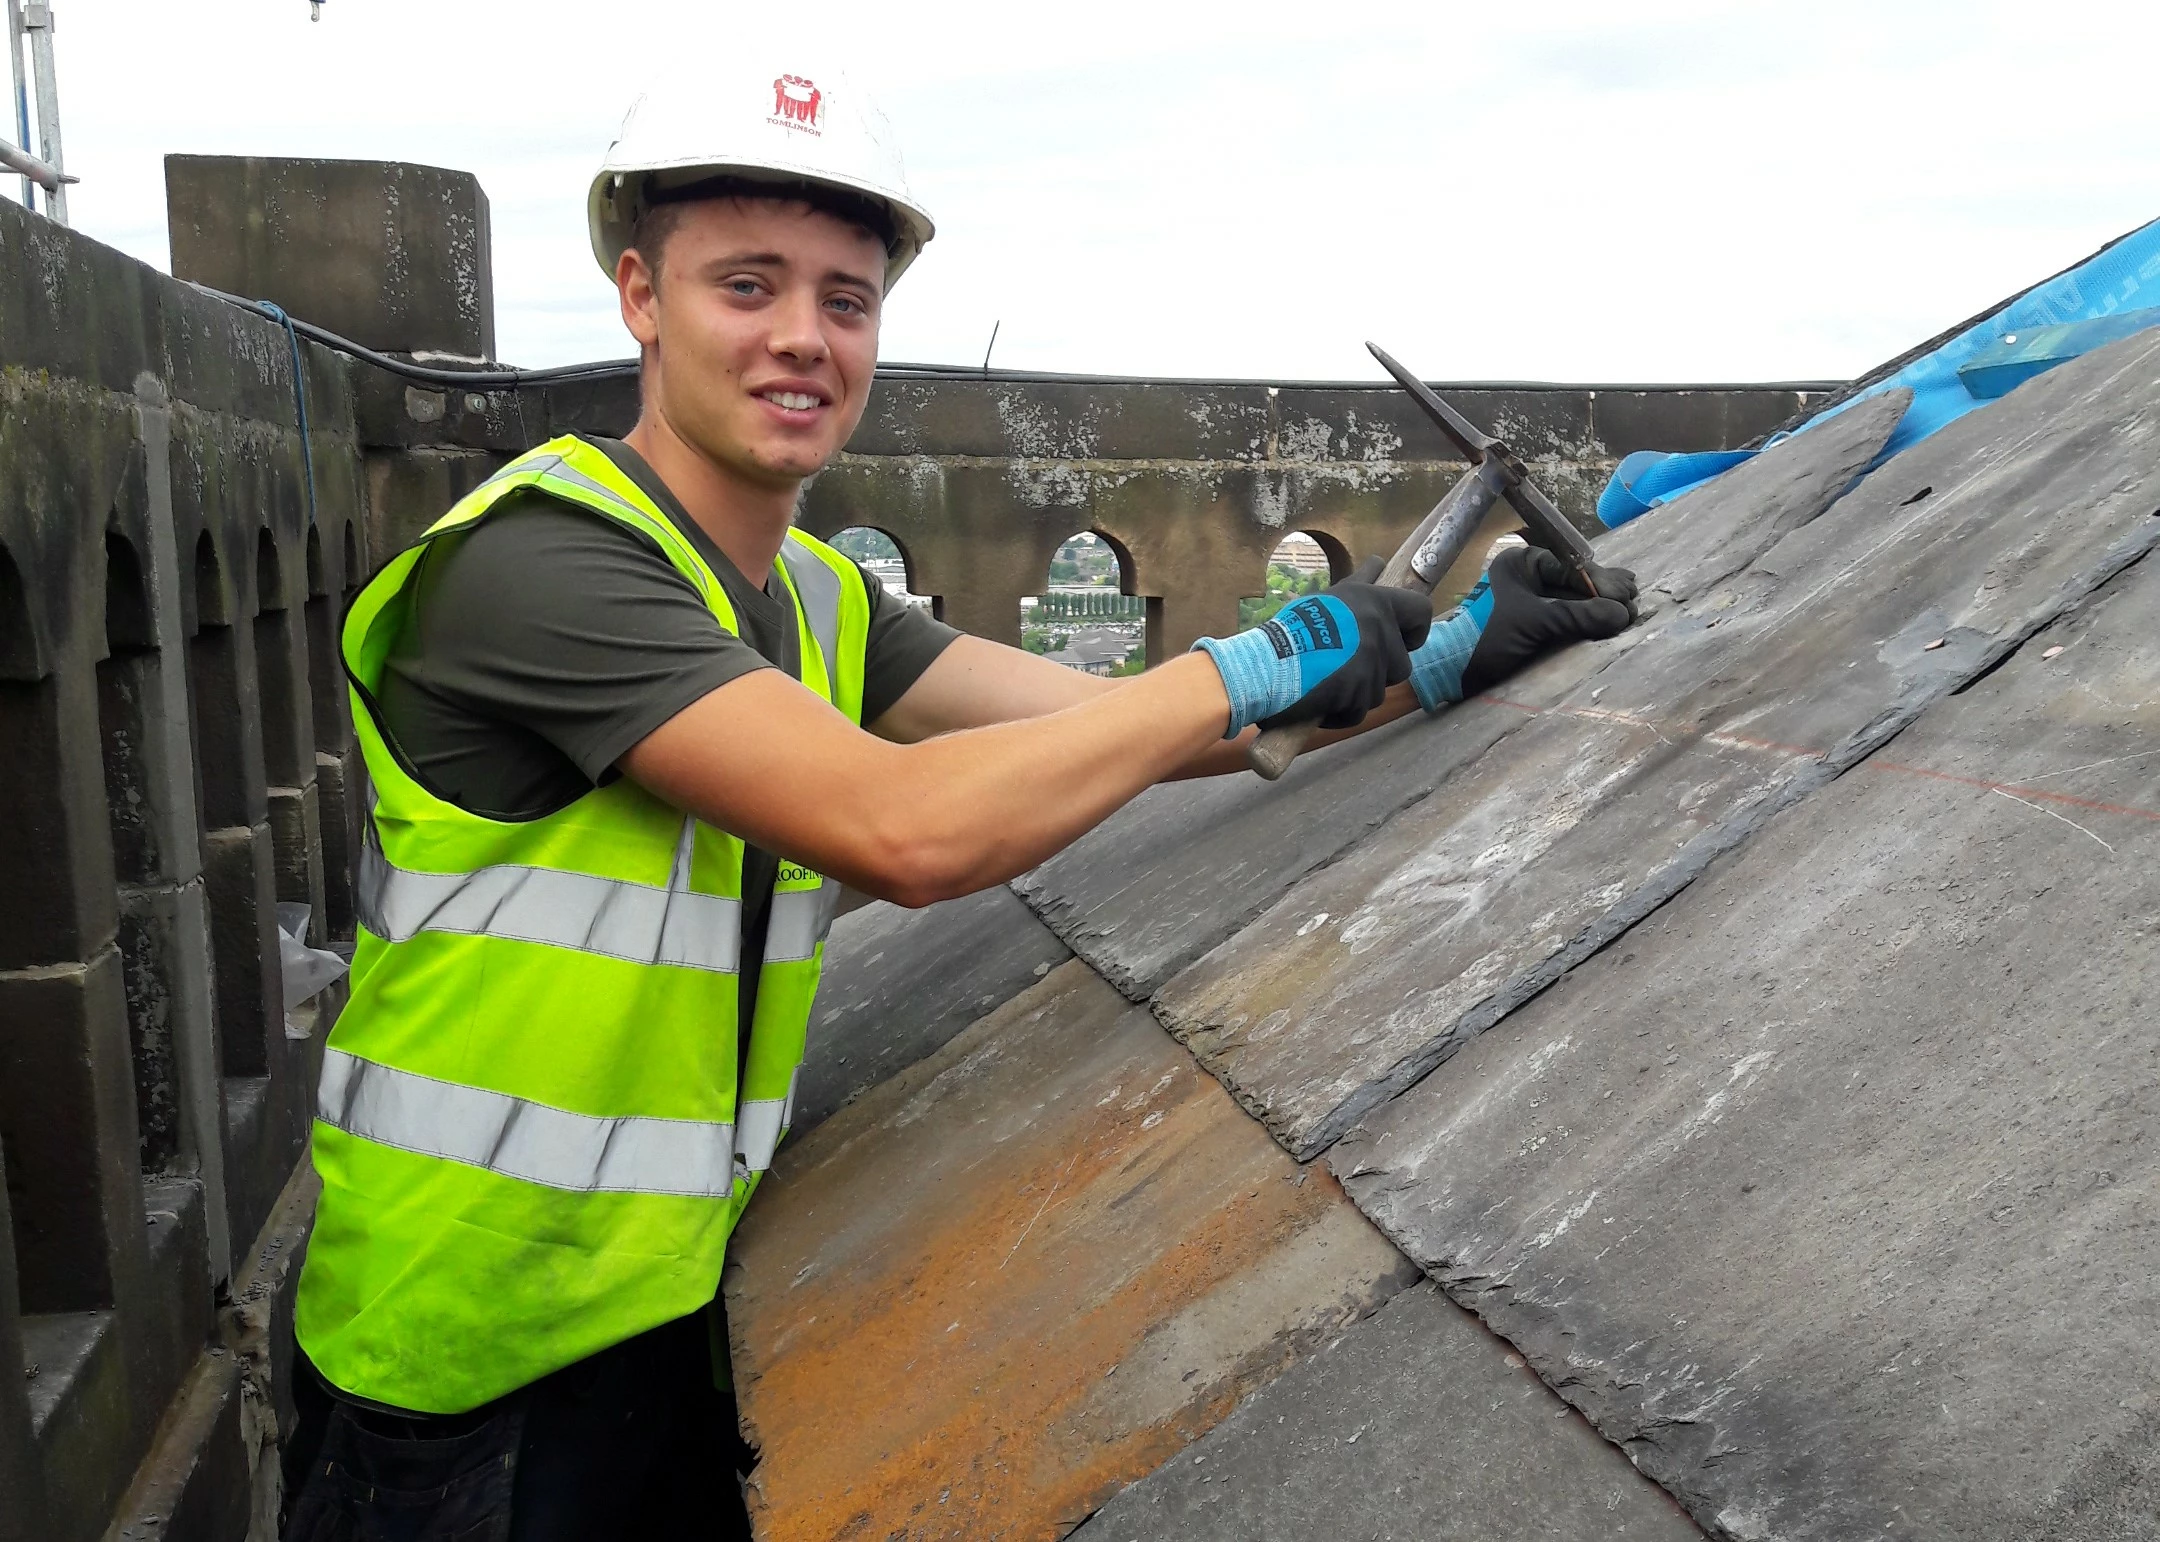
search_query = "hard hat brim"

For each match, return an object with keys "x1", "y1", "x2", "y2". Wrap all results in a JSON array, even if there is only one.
[{"x1": 589, "y1": 159, "x2": 934, "y2": 291}]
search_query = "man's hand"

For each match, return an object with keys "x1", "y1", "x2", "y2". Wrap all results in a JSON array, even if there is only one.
[
  {"x1": 1408, "y1": 547, "x2": 1638, "y2": 710},
  {"x1": 1193, "y1": 561, "x2": 1434, "y2": 735}
]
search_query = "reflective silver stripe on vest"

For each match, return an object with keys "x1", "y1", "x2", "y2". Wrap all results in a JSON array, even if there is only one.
[
  {"x1": 780, "y1": 537, "x2": 844, "y2": 683},
  {"x1": 487, "y1": 453, "x2": 644, "y2": 523},
  {"x1": 765, "y1": 882, "x2": 838, "y2": 964},
  {"x1": 356, "y1": 830, "x2": 741, "y2": 974},
  {"x1": 317, "y1": 1048, "x2": 740, "y2": 1198},
  {"x1": 733, "y1": 1068, "x2": 801, "y2": 1175}
]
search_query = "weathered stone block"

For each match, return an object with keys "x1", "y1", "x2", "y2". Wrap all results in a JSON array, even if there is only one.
[
  {"x1": 201, "y1": 824, "x2": 278, "y2": 1079},
  {"x1": 0, "y1": 199, "x2": 161, "y2": 394},
  {"x1": 0, "y1": 948, "x2": 143, "y2": 1314},
  {"x1": 166, "y1": 156, "x2": 496, "y2": 359},
  {"x1": 0, "y1": 670, "x2": 119, "y2": 969},
  {"x1": 362, "y1": 446, "x2": 502, "y2": 559},
  {"x1": 313, "y1": 747, "x2": 364, "y2": 945},
  {"x1": 266, "y1": 781, "x2": 327, "y2": 929},
  {"x1": 1591, "y1": 385, "x2": 1825, "y2": 456}
]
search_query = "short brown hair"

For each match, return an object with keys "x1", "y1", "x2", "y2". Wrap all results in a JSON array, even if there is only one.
[{"x1": 629, "y1": 175, "x2": 898, "y2": 284}]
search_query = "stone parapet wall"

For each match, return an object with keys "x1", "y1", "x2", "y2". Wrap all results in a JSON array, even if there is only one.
[
  {"x1": 0, "y1": 196, "x2": 364, "y2": 1542},
  {"x1": 363, "y1": 367, "x2": 1829, "y2": 657}
]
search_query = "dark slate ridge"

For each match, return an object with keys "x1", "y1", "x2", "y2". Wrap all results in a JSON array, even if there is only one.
[
  {"x1": 1011, "y1": 708, "x2": 1518, "y2": 1000},
  {"x1": 1075, "y1": 1282, "x2": 1703, "y2": 1542},
  {"x1": 1153, "y1": 329, "x2": 2160, "y2": 1159},
  {"x1": 1331, "y1": 546, "x2": 2160, "y2": 1541},
  {"x1": 794, "y1": 886, "x2": 1070, "y2": 1135}
]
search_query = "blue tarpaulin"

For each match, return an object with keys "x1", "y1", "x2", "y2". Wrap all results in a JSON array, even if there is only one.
[{"x1": 1596, "y1": 217, "x2": 2160, "y2": 529}]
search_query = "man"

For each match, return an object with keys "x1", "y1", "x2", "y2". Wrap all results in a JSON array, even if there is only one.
[{"x1": 282, "y1": 57, "x2": 1635, "y2": 1541}]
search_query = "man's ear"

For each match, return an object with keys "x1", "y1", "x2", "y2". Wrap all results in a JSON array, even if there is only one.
[{"x1": 617, "y1": 247, "x2": 661, "y2": 349}]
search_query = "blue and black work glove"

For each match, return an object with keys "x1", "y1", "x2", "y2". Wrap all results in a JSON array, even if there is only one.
[
  {"x1": 1409, "y1": 546, "x2": 1638, "y2": 711},
  {"x1": 1194, "y1": 559, "x2": 1433, "y2": 736}
]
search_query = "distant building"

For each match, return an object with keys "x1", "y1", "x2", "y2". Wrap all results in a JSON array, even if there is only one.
[
  {"x1": 1042, "y1": 628, "x2": 1136, "y2": 676},
  {"x1": 859, "y1": 556, "x2": 934, "y2": 609},
  {"x1": 1272, "y1": 533, "x2": 1332, "y2": 577}
]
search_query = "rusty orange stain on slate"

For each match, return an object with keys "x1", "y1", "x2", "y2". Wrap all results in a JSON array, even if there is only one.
[{"x1": 725, "y1": 961, "x2": 1412, "y2": 1541}]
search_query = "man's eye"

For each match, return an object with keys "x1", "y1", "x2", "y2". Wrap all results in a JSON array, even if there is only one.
[
  {"x1": 729, "y1": 280, "x2": 762, "y2": 296},
  {"x1": 828, "y1": 296, "x2": 861, "y2": 315}
]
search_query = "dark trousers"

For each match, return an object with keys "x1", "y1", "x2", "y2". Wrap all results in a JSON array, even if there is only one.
[{"x1": 282, "y1": 1304, "x2": 756, "y2": 1541}]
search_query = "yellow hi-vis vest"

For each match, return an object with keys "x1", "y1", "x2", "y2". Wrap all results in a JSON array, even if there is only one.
[{"x1": 295, "y1": 436, "x2": 870, "y2": 1414}]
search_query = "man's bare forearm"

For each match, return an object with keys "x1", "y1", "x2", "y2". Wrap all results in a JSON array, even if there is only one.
[
  {"x1": 624, "y1": 652, "x2": 1237, "y2": 908},
  {"x1": 875, "y1": 636, "x2": 1425, "y2": 780}
]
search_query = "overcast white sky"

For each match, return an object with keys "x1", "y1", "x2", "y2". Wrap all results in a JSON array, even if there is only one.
[{"x1": 37, "y1": 0, "x2": 2160, "y2": 381}]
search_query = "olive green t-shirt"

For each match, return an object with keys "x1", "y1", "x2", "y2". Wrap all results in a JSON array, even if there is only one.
[{"x1": 372, "y1": 436, "x2": 958, "y2": 1025}]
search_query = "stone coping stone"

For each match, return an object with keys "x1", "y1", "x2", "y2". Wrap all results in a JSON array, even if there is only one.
[
  {"x1": 795, "y1": 886, "x2": 1070, "y2": 1136},
  {"x1": 1075, "y1": 1282, "x2": 1703, "y2": 1541},
  {"x1": 728, "y1": 960, "x2": 1417, "y2": 1542},
  {"x1": 1155, "y1": 330, "x2": 2160, "y2": 1159},
  {"x1": 1331, "y1": 545, "x2": 2160, "y2": 1540}
]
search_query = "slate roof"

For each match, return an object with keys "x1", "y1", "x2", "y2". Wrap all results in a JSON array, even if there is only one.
[{"x1": 727, "y1": 323, "x2": 2160, "y2": 1540}]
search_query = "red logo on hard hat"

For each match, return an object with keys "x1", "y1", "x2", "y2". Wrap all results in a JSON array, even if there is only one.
[{"x1": 770, "y1": 75, "x2": 823, "y2": 135}]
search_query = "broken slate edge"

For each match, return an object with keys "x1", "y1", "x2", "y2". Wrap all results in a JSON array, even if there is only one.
[
  {"x1": 1599, "y1": 385, "x2": 1911, "y2": 611},
  {"x1": 1152, "y1": 327, "x2": 2160, "y2": 1162},
  {"x1": 794, "y1": 884, "x2": 1070, "y2": 1136},
  {"x1": 728, "y1": 959, "x2": 1418, "y2": 1542},
  {"x1": 1073, "y1": 1281, "x2": 1703, "y2": 1542},
  {"x1": 1330, "y1": 543, "x2": 2160, "y2": 1541}
]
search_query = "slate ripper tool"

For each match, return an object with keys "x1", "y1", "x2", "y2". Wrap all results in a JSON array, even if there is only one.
[{"x1": 1245, "y1": 342, "x2": 1606, "y2": 781}]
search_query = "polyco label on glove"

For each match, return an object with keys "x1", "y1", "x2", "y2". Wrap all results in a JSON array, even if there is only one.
[{"x1": 1263, "y1": 596, "x2": 1344, "y2": 658}]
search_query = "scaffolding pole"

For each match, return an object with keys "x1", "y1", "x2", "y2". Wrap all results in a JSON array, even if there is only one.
[
  {"x1": 22, "y1": 0, "x2": 62, "y2": 223},
  {"x1": 6, "y1": 0, "x2": 30, "y2": 210}
]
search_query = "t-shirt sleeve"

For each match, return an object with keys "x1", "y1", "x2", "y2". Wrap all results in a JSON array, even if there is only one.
[
  {"x1": 854, "y1": 557, "x2": 962, "y2": 724},
  {"x1": 401, "y1": 496, "x2": 775, "y2": 783}
]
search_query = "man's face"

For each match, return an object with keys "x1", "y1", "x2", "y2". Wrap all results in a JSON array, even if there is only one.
[{"x1": 618, "y1": 197, "x2": 885, "y2": 488}]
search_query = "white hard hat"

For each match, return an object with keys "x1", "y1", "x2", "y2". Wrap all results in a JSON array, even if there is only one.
[{"x1": 590, "y1": 61, "x2": 935, "y2": 290}]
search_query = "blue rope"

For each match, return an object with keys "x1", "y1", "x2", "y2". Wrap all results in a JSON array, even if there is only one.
[{"x1": 258, "y1": 300, "x2": 319, "y2": 528}]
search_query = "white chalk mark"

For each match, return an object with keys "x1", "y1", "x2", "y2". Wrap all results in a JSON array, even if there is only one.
[
  {"x1": 1989, "y1": 787, "x2": 2115, "y2": 853},
  {"x1": 2018, "y1": 746, "x2": 2160, "y2": 783},
  {"x1": 1002, "y1": 1147, "x2": 1082, "y2": 1269}
]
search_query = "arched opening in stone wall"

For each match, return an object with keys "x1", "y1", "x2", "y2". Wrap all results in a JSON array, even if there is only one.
[
  {"x1": 1242, "y1": 530, "x2": 1346, "y2": 628},
  {"x1": 826, "y1": 526, "x2": 937, "y2": 616},
  {"x1": 1025, "y1": 530, "x2": 1147, "y2": 676},
  {"x1": 95, "y1": 531, "x2": 184, "y2": 1175}
]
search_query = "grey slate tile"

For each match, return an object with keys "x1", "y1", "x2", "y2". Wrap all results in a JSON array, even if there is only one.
[
  {"x1": 1331, "y1": 544, "x2": 2160, "y2": 1540},
  {"x1": 1012, "y1": 709, "x2": 1517, "y2": 1000},
  {"x1": 1155, "y1": 329, "x2": 2160, "y2": 1159},
  {"x1": 1075, "y1": 1282, "x2": 1703, "y2": 1542},
  {"x1": 794, "y1": 886, "x2": 1070, "y2": 1135}
]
